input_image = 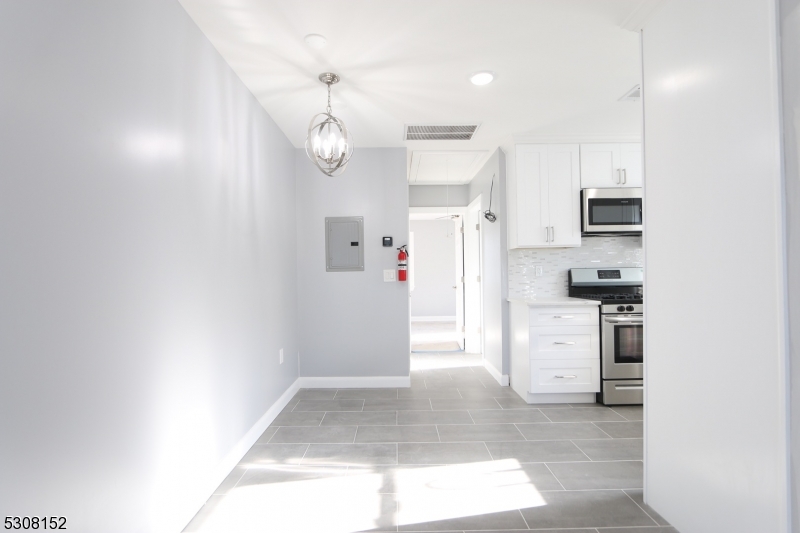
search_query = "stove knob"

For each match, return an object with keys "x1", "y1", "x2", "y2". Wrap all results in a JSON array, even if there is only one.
[
  {"x1": 626, "y1": 305, "x2": 635, "y2": 312},
  {"x1": 617, "y1": 305, "x2": 625, "y2": 312}
]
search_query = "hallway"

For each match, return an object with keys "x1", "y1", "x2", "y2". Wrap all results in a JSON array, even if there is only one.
[{"x1": 185, "y1": 353, "x2": 674, "y2": 532}]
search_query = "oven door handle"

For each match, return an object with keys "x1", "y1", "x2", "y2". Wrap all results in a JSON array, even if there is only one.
[{"x1": 603, "y1": 317, "x2": 644, "y2": 324}]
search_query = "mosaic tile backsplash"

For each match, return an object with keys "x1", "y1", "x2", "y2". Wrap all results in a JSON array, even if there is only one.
[{"x1": 508, "y1": 235, "x2": 643, "y2": 299}]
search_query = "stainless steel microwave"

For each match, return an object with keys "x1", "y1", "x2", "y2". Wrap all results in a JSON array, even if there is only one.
[{"x1": 581, "y1": 188, "x2": 643, "y2": 234}]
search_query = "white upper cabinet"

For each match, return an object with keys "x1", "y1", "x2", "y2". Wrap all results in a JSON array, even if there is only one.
[
  {"x1": 619, "y1": 143, "x2": 643, "y2": 187},
  {"x1": 580, "y1": 143, "x2": 642, "y2": 188},
  {"x1": 508, "y1": 144, "x2": 581, "y2": 249}
]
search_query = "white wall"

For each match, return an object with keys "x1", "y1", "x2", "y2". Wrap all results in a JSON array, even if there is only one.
[
  {"x1": 410, "y1": 220, "x2": 457, "y2": 317},
  {"x1": 643, "y1": 1, "x2": 788, "y2": 532},
  {"x1": 781, "y1": 0, "x2": 800, "y2": 529},
  {"x1": 296, "y1": 149, "x2": 410, "y2": 378},
  {"x1": 409, "y1": 184, "x2": 470, "y2": 207},
  {"x1": 468, "y1": 150, "x2": 509, "y2": 376},
  {"x1": 0, "y1": 2, "x2": 299, "y2": 533}
]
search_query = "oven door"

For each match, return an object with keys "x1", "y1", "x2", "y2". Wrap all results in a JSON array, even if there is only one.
[
  {"x1": 601, "y1": 315, "x2": 644, "y2": 379},
  {"x1": 582, "y1": 188, "x2": 643, "y2": 233}
]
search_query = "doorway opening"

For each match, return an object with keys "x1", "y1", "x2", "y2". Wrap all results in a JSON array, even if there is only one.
[
  {"x1": 409, "y1": 209, "x2": 465, "y2": 352},
  {"x1": 409, "y1": 205, "x2": 483, "y2": 354}
]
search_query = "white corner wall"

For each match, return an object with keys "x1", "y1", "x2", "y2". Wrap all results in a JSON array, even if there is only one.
[
  {"x1": 468, "y1": 150, "x2": 509, "y2": 377},
  {"x1": 781, "y1": 0, "x2": 800, "y2": 529},
  {"x1": 0, "y1": 2, "x2": 299, "y2": 532},
  {"x1": 296, "y1": 149, "x2": 410, "y2": 379},
  {"x1": 642, "y1": 1, "x2": 788, "y2": 532},
  {"x1": 410, "y1": 220, "x2": 457, "y2": 318}
]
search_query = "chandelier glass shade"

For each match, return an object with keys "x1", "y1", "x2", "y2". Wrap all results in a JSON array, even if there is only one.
[{"x1": 305, "y1": 73, "x2": 354, "y2": 176}]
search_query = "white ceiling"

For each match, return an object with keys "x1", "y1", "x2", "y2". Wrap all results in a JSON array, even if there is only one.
[{"x1": 179, "y1": 0, "x2": 644, "y2": 184}]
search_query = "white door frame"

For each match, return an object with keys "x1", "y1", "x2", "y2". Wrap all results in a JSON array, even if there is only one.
[
  {"x1": 409, "y1": 207, "x2": 467, "y2": 349},
  {"x1": 464, "y1": 197, "x2": 483, "y2": 354}
]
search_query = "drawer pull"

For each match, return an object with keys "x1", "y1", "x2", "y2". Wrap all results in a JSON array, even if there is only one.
[
  {"x1": 552, "y1": 315, "x2": 574, "y2": 319},
  {"x1": 553, "y1": 341, "x2": 576, "y2": 345},
  {"x1": 554, "y1": 375, "x2": 578, "y2": 379}
]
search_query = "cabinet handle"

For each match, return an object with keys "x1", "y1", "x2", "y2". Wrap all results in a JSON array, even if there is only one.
[
  {"x1": 552, "y1": 315, "x2": 574, "y2": 319},
  {"x1": 616, "y1": 169, "x2": 621, "y2": 184},
  {"x1": 622, "y1": 169, "x2": 627, "y2": 184},
  {"x1": 554, "y1": 375, "x2": 578, "y2": 379},
  {"x1": 544, "y1": 227, "x2": 549, "y2": 242},
  {"x1": 553, "y1": 341, "x2": 576, "y2": 345}
]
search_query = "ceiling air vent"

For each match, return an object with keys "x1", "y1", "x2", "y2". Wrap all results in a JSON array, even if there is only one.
[
  {"x1": 619, "y1": 85, "x2": 641, "y2": 101},
  {"x1": 405, "y1": 124, "x2": 479, "y2": 141}
]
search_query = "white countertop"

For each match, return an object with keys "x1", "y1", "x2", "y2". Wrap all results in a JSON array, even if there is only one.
[{"x1": 507, "y1": 297, "x2": 601, "y2": 307}]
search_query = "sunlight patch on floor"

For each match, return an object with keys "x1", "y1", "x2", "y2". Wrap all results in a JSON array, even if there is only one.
[{"x1": 190, "y1": 459, "x2": 544, "y2": 533}]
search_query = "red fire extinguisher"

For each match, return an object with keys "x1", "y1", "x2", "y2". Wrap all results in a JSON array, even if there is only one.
[{"x1": 397, "y1": 245, "x2": 409, "y2": 282}]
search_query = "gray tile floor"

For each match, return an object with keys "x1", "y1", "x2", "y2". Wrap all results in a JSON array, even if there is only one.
[{"x1": 184, "y1": 352, "x2": 677, "y2": 533}]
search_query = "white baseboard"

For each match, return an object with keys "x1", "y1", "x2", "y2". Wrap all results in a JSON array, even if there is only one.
[
  {"x1": 483, "y1": 359, "x2": 509, "y2": 386},
  {"x1": 176, "y1": 378, "x2": 301, "y2": 533},
  {"x1": 298, "y1": 376, "x2": 411, "y2": 388},
  {"x1": 410, "y1": 316, "x2": 456, "y2": 322},
  {"x1": 525, "y1": 392, "x2": 596, "y2": 404}
]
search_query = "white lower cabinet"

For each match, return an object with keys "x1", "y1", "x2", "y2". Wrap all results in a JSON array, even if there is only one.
[
  {"x1": 510, "y1": 300, "x2": 601, "y2": 404},
  {"x1": 530, "y1": 359, "x2": 600, "y2": 393}
]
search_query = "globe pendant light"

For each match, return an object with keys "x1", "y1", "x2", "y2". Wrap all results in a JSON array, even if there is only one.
[{"x1": 305, "y1": 72, "x2": 354, "y2": 176}]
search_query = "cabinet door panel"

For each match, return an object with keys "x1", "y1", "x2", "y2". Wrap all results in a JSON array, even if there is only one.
[
  {"x1": 529, "y1": 326, "x2": 600, "y2": 360},
  {"x1": 515, "y1": 145, "x2": 549, "y2": 246},
  {"x1": 619, "y1": 143, "x2": 643, "y2": 187},
  {"x1": 580, "y1": 143, "x2": 621, "y2": 188},
  {"x1": 547, "y1": 144, "x2": 581, "y2": 247},
  {"x1": 530, "y1": 359, "x2": 600, "y2": 393}
]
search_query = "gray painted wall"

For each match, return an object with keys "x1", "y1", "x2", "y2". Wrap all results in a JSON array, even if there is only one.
[
  {"x1": 296, "y1": 149, "x2": 410, "y2": 377},
  {"x1": 410, "y1": 220, "x2": 457, "y2": 317},
  {"x1": 409, "y1": 184, "x2": 470, "y2": 207},
  {"x1": 467, "y1": 150, "x2": 509, "y2": 376},
  {"x1": 782, "y1": 0, "x2": 800, "y2": 529},
  {"x1": 0, "y1": 2, "x2": 299, "y2": 533}
]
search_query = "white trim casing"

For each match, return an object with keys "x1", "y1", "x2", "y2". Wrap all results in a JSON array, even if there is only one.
[
  {"x1": 178, "y1": 378, "x2": 302, "y2": 532},
  {"x1": 298, "y1": 376, "x2": 411, "y2": 388},
  {"x1": 410, "y1": 316, "x2": 457, "y2": 322},
  {"x1": 483, "y1": 359, "x2": 509, "y2": 386}
]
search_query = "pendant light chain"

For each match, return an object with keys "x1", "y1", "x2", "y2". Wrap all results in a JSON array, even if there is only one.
[{"x1": 326, "y1": 83, "x2": 332, "y2": 115}]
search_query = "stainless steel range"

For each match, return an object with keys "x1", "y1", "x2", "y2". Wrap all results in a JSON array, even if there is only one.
[{"x1": 568, "y1": 267, "x2": 644, "y2": 405}]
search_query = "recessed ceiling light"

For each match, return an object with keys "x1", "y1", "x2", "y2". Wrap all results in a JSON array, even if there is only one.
[
  {"x1": 470, "y1": 71, "x2": 494, "y2": 86},
  {"x1": 304, "y1": 34, "x2": 327, "y2": 49}
]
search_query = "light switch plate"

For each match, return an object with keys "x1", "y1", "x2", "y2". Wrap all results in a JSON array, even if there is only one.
[{"x1": 383, "y1": 269, "x2": 396, "y2": 282}]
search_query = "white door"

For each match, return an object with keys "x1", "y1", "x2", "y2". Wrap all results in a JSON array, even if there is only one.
[
  {"x1": 464, "y1": 199, "x2": 482, "y2": 353},
  {"x1": 619, "y1": 143, "x2": 643, "y2": 187},
  {"x1": 453, "y1": 216, "x2": 465, "y2": 350},
  {"x1": 547, "y1": 144, "x2": 582, "y2": 247},
  {"x1": 515, "y1": 144, "x2": 550, "y2": 246},
  {"x1": 580, "y1": 143, "x2": 622, "y2": 188}
]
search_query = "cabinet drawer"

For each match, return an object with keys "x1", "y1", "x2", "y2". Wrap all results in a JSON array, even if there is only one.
[
  {"x1": 529, "y1": 306, "x2": 598, "y2": 327},
  {"x1": 531, "y1": 359, "x2": 600, "y2": 393},
  {"x1": 530, "y1": 326, "x2": 599, "y2": 359}
]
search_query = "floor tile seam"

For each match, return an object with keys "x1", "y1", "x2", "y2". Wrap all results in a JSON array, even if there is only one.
[
  {"x1": 570, "y1": 439, "x2": 595, "y2": 462},
  {"x1": 622, "y1": 489, "x2": 661, "y2": 526},
  {"x1": 542, "y1": 461, "x2": 568, "y2": 491},
  {"x1": 213, "y1": 464, "x2": 249, "y2": 496},
  {"x1": 590, "y1": 421, "x2": 616, "y2": 439},
  {"x1": 517, "y1": 507, "x2": 532, "y2": 530},
  {"x1": 539, "y1": 409, "x2": 555, "y2": 423},
  {"x1": 296, "y1": 443, "x2": 311, "y2": 465}
]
